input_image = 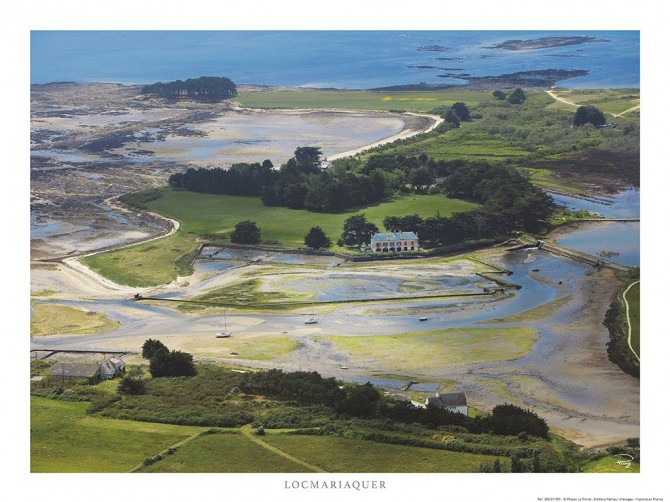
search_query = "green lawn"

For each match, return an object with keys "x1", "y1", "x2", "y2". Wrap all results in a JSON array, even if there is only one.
[
  {"x1": 235, "y1": 89, "x2": 496, "y2": 111},
  {"x1": 83, "y1": 190, "x2": 478, "y2": 286},
  {"x1": 31, "y1": 397, "x2": 205, "y2": 472}
]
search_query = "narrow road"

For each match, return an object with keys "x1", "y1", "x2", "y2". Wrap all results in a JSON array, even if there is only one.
[{"x1": 623, "y1": 280, "x2": 640, "y2": 362}]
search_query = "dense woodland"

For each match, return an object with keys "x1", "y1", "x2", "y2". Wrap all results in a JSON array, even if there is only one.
[{"x1": 141, "y1": 76, "x2": 237, "y2": 101}]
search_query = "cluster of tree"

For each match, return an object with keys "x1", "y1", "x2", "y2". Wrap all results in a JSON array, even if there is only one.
[
  {"x1": 240, "y1": 369, "x2": 549, "y2": 439},
  {"x1": 168, "y1": 161, "x2": 275, "y2": 196},
  {"x1": 435, "y1": 102, "x2": 472, "y2": 127},
  {"x1": 373, "y1": 161, "x2": 555, "y2": 248},
  {"x1": 238, "y1": 369, "x2": 346, "y2": 406},
  {"x1": 492, "y1": 88, "x2": 526, "y2": 104},
  {"x1": 573, "y1": 105, "x2": 606, "y2": 127},
  {"x1": 141, "y1": 76, "x2": 237, "y2": 101},
  {"x1": 261, "y1": 147, "x2": 398, "y2": 212},
  {"x1": 142, "y1": 339, "x2": 197, "y2": 378}
]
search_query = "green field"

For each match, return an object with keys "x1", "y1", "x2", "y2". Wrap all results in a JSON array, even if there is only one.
[
  {"x1": 139, "y1": 431, "x2": 313, "y2": 472},
  {"x1": 32, "y1": 396, "x2": 509, "y2": 473},
  {"x1": 235, "y1": 89, "x2": 496, "y2": 111},
  {"x1": 31, "y1": 397, "x2": 205, "y2": 472},
  {"x1": 261, "y1": 434, "x2": 508, "y2": 473},
  {"x1": 319, "y1": 326, "x2": 538, "y2": 373},
  {"x1": 83, "y1": 190, "x2": 478, "y2": 286}
]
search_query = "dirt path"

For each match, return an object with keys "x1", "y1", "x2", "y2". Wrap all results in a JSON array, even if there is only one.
[
  {"x1": 623, "y1": 280, "x2": 640, "y2": 362},
  {"x1": 545, "y1": 89, "x2": 640, "y2": 117},
  {"x1": 240, "y1": 425, "x2": 326, "y2": 472}
]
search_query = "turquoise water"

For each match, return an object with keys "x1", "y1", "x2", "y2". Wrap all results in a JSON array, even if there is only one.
[{"x1": 31, "y1": 30, "x2": 639, "y2": 89}]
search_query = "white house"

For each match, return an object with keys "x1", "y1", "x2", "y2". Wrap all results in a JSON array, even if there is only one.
[
  {"x1": 100, "y1": 356, "x2": 125, "y2": 380},
  {"x1": 370, "y1": 231, "x2": 419, "y2": 253},
  {"x1": 425, "y1": 392, "x2": 468, "y2": 415}
]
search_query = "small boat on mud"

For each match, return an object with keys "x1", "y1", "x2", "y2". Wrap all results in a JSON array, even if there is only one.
[
  {"x1": 215, "y1": 311, "x2": 232, "y2": 338},
  {"x1": 304, "y1": 318, "x2": 318, "y2": 324}
]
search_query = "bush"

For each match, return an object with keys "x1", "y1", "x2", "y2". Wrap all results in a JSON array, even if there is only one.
[
  {"x1": 230, "y1": 220, "x2": 261, "y2": 244},
  {"x1": 118, "y1": 376, "x2": 147, "y2": 395}
]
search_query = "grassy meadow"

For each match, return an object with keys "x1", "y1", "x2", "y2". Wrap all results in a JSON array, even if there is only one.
[
  {"x1": 235, "y1": 88, "x2": 496, "y2": 111},
  {"x1": 83, "y1": 190, "x2": 478, "y2": 286}
]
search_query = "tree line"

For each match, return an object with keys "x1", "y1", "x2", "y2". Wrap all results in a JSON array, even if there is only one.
[
  {"x1": 141, "y1": 76, "x2": 237, "y2": 101},
  {"x1": 239, "y1": 368, "x2": 548, "y2": 438}
]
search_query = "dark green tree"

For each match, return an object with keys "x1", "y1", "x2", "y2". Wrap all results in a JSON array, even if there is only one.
[
  {"x1": 230, "y1": 220, "x2": 261, "y2": 244},
  {"x1": 304, "y1": 226, "x2": 332, "y2": 249},
  {"x1": 338, "y1": 214, "x2": 379, "y2": 248},
  {"x1": 149, "y1": 349, "x2": 197, "y2": 377},
  {"x1": 450, "y1": 102, "x2": 471, "y2": 121},
  {"x1": 443, "y1": 109, "x2": 461, "y2": 127},
  {"x1": 291, "y1": 146, "x2": 322, "y2": 174},
  {"x1": 573, "y1": 105, "x2": 606, "y2": 127},
  {"x1": 507, "y1": 88, "x2": 526, "y2": 104},
  {"x1": 142, "y1": 338, "x2": 168, "y2": 360},
  {"x1": 492, "y1": 90, "x2": 507, "y2": 100},
  {"x1": 487, "y1": 403, "x2": 549, "y2": 438}
]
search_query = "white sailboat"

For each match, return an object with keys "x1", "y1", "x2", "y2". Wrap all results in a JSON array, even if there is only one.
[{"x1": 215, "y1": 311, "x2": 232, "y2": 338}]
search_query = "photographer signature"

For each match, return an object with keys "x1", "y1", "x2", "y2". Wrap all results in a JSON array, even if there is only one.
[{"x1": 613, "y1": 453, "x2": 634, "y2": 468}]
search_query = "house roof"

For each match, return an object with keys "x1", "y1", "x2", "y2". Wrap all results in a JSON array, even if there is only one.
[
  {"x1": 49, "y1": 363, "x2": 101, "y2": 378},
  {"x1": 371, "y1": 231, "x2": 418, "y2": 242},
  {"x1": 428, "y1": 392, "x2": 467, "y2": 408}
]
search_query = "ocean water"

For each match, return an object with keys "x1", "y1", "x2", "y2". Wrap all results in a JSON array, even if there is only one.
[{"x1": 30, "y1": 30, "x2": 639, "y2": 89}]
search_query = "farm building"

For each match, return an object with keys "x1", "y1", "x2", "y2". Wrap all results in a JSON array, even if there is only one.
[
  {"x1": 370, "y1": 231, "x2": 419, "y2": 253},
  {"x1": 49, "y1": 363, "x2": 103, "y2": 384},
  {"x1": 425, "y1": 392, "x2": 468, "y2": 415},
  {"x1": 48, "y1": 357, "x2": 125, "y2": 384}
]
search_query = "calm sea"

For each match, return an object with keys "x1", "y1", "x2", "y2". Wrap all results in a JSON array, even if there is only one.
[{"x1": 30, "y1": 30, "x2": 639, "y2": 89}]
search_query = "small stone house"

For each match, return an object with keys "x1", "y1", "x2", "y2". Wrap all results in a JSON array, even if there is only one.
[
  {"x1": 370, "y1": 231, "x2": 419, "y2": 253},
  {"x1": 425, "y1": 392, "x2": 468, "y2": 415}
]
